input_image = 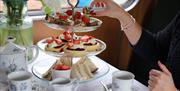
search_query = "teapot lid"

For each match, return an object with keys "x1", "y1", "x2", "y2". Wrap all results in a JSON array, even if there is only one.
[{"x1": 0, "y1": 36, "x2": 25, "y2": 55}]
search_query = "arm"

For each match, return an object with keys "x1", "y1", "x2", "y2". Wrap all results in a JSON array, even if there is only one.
[{"x1": 92, "y1": 0, "x2": 177, "y2": 62}]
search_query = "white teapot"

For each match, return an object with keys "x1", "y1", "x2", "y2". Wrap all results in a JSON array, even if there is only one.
[{"x1": 0, "y1": 37, "x2": 39, "y2": 74}]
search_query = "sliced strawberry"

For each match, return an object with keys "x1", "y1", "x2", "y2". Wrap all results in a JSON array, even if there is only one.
[
  {"x1": 65, "y1": 30, "x2": 72, "y2": 34},
  {"x1": 52, "y1": 36, "x2": 57, "y2": 40},
  {"x1": 66, "y1": 10, "x2": 73, "y2": 16},
  {"x1": 96, "y1": 2, "x2": 101, "y2": 7},
  {"x1": 68, "y1": 42, "x2": 74, "y2": 47},
  {"x1": 89, "y1": 36, "x2": 94, "y2": 39},
  {"x1": 54, "y1": 64, "x2": 63, "y2": 70},
  {"x1": 90, "y1": 10, "x2": 96, "y2": 16},
  {"x1": 59, "y1": 15, "x2": 68, "y2": 20},
  {"x1": 101, "y1": 2, "x2": 105, "y2": 7},
  {"x1": 60, "y1": 65, "x2": 71, "y2": 70},
  {"x1": 73, "y1": 40, "x2": 80, "y2": 44},
  {"x1": 74, "y1": 11, "x2": 82, "y2": 20},
  {"x1": 64, "y1": 34, "x2": 72, "y2": 40},
  {"x1": 45, "y1": 39, "x2": 53, "y2": 44},
  {"x1": 82, "y1": 15, "x2": 90, "y2": 24},
  {"x1": 81, "y1": 35, "x2": 90, "y2": 42},
  {"x1": 55, "y1": 39, "x2": 62, "y2": 45}
]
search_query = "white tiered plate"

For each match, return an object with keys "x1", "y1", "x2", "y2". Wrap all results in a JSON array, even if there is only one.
[
  {"x1": 44, "y1": 17, "x2": 102, "y2": 32},
  {"x1": 37, "y1": 38, "x2": 106, "y2": 57},
  {"x1": 32, "y1": 57, "x2": 110, "y2": 83}
]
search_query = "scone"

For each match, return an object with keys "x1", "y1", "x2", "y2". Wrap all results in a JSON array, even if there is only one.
[
  {"x1": 45, "y1": 37, "x2": 66, "y2": 52},
  {"x1": 80, "y1": 35, "x2": 100, "y2": 52},
  {"x1": 64, "y1": 40, "x2": 87, "y2": 57},
  {"x1": 59, "y1": 31, "x2": 79, "y2": 43}
]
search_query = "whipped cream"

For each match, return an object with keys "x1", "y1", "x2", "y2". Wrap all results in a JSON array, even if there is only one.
[
  {"x1": 69, "y1": 43, "x2": 84, "y2": 49},
  {"x1": 48, "y1": 41, "x2": 59, "y2": 48},
  {"x1": 85, "y1": 38, "x2": 97, "y2": 45}
]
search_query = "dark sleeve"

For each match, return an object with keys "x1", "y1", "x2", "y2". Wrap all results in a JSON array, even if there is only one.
[{"x1": 133, "y1": 12, "x2": 179, "y2": 62}]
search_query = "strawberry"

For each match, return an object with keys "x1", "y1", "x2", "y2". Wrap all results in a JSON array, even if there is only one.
[
  {"x1": 66, "y1": 10, "x2": 73, "y2": 16},
  {"x1": 63, "y1": 30, "x2": 72, "y2": 35},
  {"x1": 90, "y1": 10, "x2": 96, "y2": 16},
  {"x1": 59, "y1": 15, "x2": 68, "y2": 20},
  {"x1": 52, "y1": 36, "x2": 57, "y2": 40},
  {"x1": 74, "y1": 11, "x2": 82, "y2": 20},
  {"x1": 81, "y1": 35, "x2": 90, "y2": 42},
  {"x1": 73, "y1": 40, "x2": 80, "y2": 44},
  {"x1": 64, "y1": 34, "x2": 72, "y2": 40},
  {"x1": 45, "y1": 39, "x2": 53, "y2": 44},
  {"x1": 55, "y1": 39, "x2": 62, "y2": 45},
  {"x1": 60, "y1": 65, "x2": 71, "y2": 70},
  {"x1": 96, "y1": 2, "x2": 101, "y2": 7},
  {"x1": 68, "y1": 42, "x2": 74, "y2": 47},
  {"x1": 54, "y1": 64, "x2": 63, "y2": 70},
  {"x1": 82, "y1": 15, "x2": 90, "y2": 24}
]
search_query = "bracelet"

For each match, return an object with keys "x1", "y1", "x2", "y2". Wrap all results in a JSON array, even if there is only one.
[{"x1": 121, "y1": 15, "x2": 136, "y2": 31}]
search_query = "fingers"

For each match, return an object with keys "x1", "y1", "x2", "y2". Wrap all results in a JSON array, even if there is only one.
[
  {"x1": 158, "y1": 61, "x2": 171, "y2": 75},
  {"x1": 91, "y1": 2, "x2": 107, "y2": 8},
  {"x1": 149, "y1": 69, "x2": 163, "y2": 76}
]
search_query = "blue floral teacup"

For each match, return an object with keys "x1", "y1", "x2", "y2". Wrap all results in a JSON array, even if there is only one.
[{"x1": 8, "y1": 71, "x2": 32, "y2": 91}]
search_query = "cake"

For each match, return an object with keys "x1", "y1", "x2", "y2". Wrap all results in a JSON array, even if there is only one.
[
  {"x1": 45, "y1": 36, "x2": 66, "y2": 52},
  {"x1": 64, "y1": 39, "x2": 87, "y2": 57},
  {"x1": 80, "y1": 35, "x2": 100, "y2": 52}
]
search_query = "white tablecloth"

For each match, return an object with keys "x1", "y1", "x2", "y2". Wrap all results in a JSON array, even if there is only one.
[{"x1": 28, "y1": 50, "x2": 149, "y2": 91}]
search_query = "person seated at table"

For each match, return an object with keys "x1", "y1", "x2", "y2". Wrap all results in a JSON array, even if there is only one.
[{"x1": 91, "y1": 0, "x2": 180, "y2": 91}]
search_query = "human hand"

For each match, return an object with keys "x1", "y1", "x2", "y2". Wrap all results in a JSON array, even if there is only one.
[
  {"x1": 148, "y1": 61, "x2": 178, "y2": 91},
  {"x1": 90, "y1": 0, "x2": 126, "y2": 19}
]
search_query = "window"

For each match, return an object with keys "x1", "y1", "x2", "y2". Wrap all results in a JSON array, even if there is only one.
[{"x1": 0, "y1": 0, "x2": 42, "y2": 14}]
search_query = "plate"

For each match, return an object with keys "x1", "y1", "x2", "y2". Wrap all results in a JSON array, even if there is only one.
[
  {"x1": 37, "y1": 38, "x2": 106, "y2": 57},
  {"x1": 44, "y1": 17, "x2": 102, "y2": 32},
  {"x1": 32, "y1": 57, "x2": 110, "y2": 83}
]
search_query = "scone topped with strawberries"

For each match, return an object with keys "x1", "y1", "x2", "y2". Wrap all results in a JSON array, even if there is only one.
[
  {"x1": 59, "y1": 30, "x2": 78, "y2": 42},
  {"x1": 64, "y1": 39, "x2": 87, "y2": 57},
  {"x1": 45, "y1": 36, "x2": 66, "y2": 52},
  {"x1": 80, "y1": 35, "x2": 100, "y2": 52}
]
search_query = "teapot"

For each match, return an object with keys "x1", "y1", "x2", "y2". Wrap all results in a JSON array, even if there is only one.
[{"x1": 0, "y1": 36, "x2": 39, "y2": 74}]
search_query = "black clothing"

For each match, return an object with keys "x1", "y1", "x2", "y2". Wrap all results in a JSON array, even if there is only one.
[{"x1": 133, "y1": 11, "x2": 180, "y2": 89}]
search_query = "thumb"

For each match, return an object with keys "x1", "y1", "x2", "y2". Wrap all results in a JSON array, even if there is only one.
[{"x1": 158, "y1": 61, "x2": 171, "y2": 75}]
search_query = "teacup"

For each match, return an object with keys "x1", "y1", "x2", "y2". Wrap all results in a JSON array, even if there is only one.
[
  {"x1": 49, "y1": 78, "x2": 79, "y2": 91},
  {"x1": 112, "y1": 71, "x2": 135, "y2": 91},
  {"x1": 8, "y1": 71, "x2": 32, "y2": 91}
]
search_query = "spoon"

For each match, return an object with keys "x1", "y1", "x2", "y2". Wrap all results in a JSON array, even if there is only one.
[{"x1": 100, "y1": 81, "x2": 109, "y2": 91}]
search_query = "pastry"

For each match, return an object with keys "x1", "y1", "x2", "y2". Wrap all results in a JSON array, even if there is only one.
[
  {"x1": 45, "y1": 36, "x2": 66, "y2": 52},
  {"x1": 81, "y1": 35, "x2": 100, "y2": 52},
  {"x1": 64, "y1": 39, "x2": 87, "y2": 57}
]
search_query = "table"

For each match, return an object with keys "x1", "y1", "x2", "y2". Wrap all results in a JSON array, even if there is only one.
[{"x1": 28, "y1": 50, "x2": 149, "y2": 91}]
